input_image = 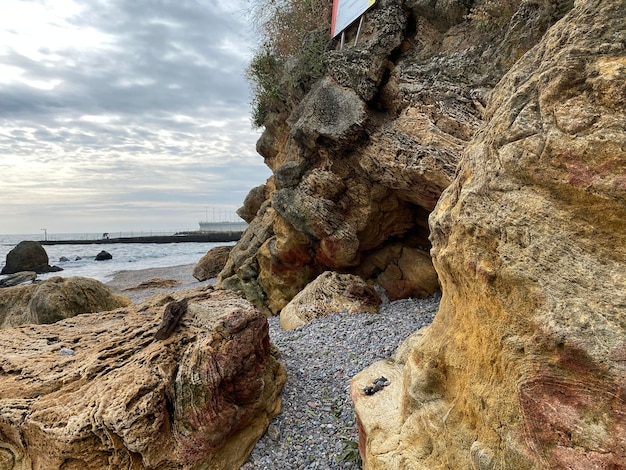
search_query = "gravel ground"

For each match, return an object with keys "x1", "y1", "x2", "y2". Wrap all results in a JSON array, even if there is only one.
[{"x1": 242, "y1": 294, "x2": 440, "y2": 470}]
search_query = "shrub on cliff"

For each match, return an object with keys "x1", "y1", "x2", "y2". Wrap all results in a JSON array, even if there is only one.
[{"x1": 247, "y1": 0, "x2": 332, "y2": 127}]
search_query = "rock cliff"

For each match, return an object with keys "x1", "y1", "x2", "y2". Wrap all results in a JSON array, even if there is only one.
[
  {"x1": 0, "y1": 287, "x2": 285, "y2": 469},
  {"x1": 219, "y1": 0, "x2": 570, "y2": 314},
  {"x1": 353, "y1": 0, "x2": 626, "y2": 467}
]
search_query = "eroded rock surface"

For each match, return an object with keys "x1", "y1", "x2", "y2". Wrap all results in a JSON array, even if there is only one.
[
  {"x1": 0, "y1": 276, "x2": 131, "y2": 328},
  {"x1": 280, "y1": 271, "x2": 381, "y2": 330},
  {"x1": 193, "y1": 245, "x2": 233, "y2": 281},
  {"x1": 353, "y1": 0, "x2": 626, "y2": 467},
  {"x1": 0, "y1": 287, "x2": 286, "y2": 470},
  {"x1": 219, "y1": 0, "x2": 564, "y2": 314},
  {"x1": 356, "y1": 244, "x2": 439, "y2": 301}
]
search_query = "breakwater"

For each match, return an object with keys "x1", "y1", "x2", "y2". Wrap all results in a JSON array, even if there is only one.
[{"x1": 41, "y1": 232, "x2": 243, "y2": 245}]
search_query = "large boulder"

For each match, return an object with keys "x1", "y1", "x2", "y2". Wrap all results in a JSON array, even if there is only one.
[
  {"x1": 0, "y1": 276, "x2": 131, "y2": 328},
  {"x1": 193, "y1": 245, "x2": 233, "y2": 281},
  {"x1": 280, "y1": 271, "x2": 381, "y2": 330},
  {"x1": 237, "y1": 184, "x2": 269, "y2": 223},
  {"x1": 1, "y1": 241, "x2": 61, "y2": 275},
  {"x1": 0, "y1": 287, "x2": 286, "y2": 469},
  {"x1": 352, "y1": 0, "x2": 626, "y2": 468}
]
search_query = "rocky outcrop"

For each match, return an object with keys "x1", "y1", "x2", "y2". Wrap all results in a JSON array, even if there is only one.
[
  {"x1": 219, "y1": 0, "x2": 564, "y2": 314},
  {"x1": 193, "y1": 245, "x2": 233, "y2": 281},
  {"x1": 237, "y1": 184, "x2": 270, "y2": 223},
  {"x1": 1, "y1": 241, "x2": 61, "y2": 275},
  {"x1": 0, "y1": 287, "x2": 286, "y2": 469},
  {"x1": 280, "y1": 271, "x2": 381, "y2": 330},
  {"x1": 352, "y1": 0, "x2": 626, "y2": 467},
  {"x1": 0, "y1": 276, "x2": 131, "y2": 328}
]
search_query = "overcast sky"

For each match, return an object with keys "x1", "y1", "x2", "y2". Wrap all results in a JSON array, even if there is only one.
[{"x1": 0, "y1": 0, "x2": 272, "y2": 235}]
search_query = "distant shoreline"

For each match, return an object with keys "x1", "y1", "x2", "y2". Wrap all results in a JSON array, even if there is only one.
[{"x1": 41, "y1": 232, "x2": 243, "y2": 245}]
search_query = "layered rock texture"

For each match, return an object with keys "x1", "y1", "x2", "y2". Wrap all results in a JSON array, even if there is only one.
[
  {"x1": 193, "y1": 245, "x2": 233, "y2": 281},
  {"x1": 0, "y1": 287, "x2": 285, "y2": 469},
  {"x1": 218, "y1": 0, "x2": 569, "y2": 314},
  {"x1": 353, "y1": 0, "x2": 626, "y2": 468},
  {"x1": 280, "y1": 271, "x2": 381, "y2": 330},
  {"x1": 0, "y1": 276, "x2": 131, "y2": 329}
]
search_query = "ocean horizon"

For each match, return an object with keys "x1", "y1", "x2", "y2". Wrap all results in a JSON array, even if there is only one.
[{"x1": 0, "y1": 232, "x2": 234, "y2": 283}]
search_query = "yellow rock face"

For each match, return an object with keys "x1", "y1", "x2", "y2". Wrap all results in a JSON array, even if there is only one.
[
  {"x1": 353, "y1": 0, "x2": 626, "y2": 468},
  {"x1": 0, "y1": 287, "x2": 286, "y2": 470}
]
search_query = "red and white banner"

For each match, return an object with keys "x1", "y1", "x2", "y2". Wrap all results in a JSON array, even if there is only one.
[{"x1": 331, "y1": 0, "x2": 376, "y2": 38}]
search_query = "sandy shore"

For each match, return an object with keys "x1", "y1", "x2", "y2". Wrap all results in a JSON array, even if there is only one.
[{"x1": 105, "y1": 263, "x2": 215, "y2": 303}]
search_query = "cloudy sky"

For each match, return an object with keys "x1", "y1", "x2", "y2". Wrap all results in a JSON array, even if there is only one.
[{"x1": 0, "y1": 0, "x2": 272, "y2": 235}]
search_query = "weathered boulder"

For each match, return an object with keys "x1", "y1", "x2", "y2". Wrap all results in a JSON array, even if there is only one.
[
  {"x1": 0, "y1": 272, "x2": 36, "y2": 288},
  {"x1": 237, "y1": 184, "x2": 269, "y2": 223},
  {"x1": 219, "y1": 0, "x2": 561, "y2": 314},
  {"x1": 1, "y1": 241, "x2": 62, "y2": 275},
  {"x1": 0, "y1": 276, "x2": 131, "y2": 328},
  {"x1": 287, "y1": 77, "x2": 369, "y2": 150},
  {"x1": 353, "y1": 0, "x2": 626, "y2": 468},
  {"x1": 0, "y1": 287, "x2": 286, "y2": 469},
  {"x1": 280, "y1": 271, "x2": 381, "y2": 330},
  {"x1": 193, "y1": 245, "x2": 233, "y2": 281},
  {"x1": 95, "y1": 250, "x2": 113, "y2": 261}
]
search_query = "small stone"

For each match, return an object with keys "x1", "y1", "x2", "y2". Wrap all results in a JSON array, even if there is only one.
[
  {"x1": 60, "y1": 347, "x2": 75, "y2": 356},
  {"x1": 267, "y1": 424, "x2": 280, "y2": 441}
]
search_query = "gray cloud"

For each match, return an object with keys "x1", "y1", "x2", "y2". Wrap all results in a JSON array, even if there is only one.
[{"x1": 0, "y1": 0, "x2": 269, "y2": 234}]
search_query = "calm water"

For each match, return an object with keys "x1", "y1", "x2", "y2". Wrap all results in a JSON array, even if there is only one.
[{"x1": 0, "y1": 233, "x2": 234, "y2": 282}]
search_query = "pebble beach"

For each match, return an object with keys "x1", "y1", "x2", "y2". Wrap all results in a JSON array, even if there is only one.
[{"x1": 106, "y1": 264, "x2": 440, "y2": 469}]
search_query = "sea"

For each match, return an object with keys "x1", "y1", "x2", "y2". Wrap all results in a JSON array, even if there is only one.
[{"x1": 0, "y1": 232, "x2": 235, "y2": 283}]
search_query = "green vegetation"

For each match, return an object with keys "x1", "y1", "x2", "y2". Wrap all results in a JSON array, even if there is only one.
[
  {"x1": 337, "y1": 438, "x2": 363, "y2": 467},
  {"x1": 247, "y1": 0, "x2": 332, "y2": 127}
]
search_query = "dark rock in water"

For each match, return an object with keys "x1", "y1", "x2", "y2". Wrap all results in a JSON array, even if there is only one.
[
  {"x1": 95, "y1": 250, "x2": 113, "y2": 261},
  {"x1": 59, "y1": 256, "x2": 70, "y2": 262},
  {"x1": 0, "y1": 271, "x2": 37, "y2": 288},
  {"x1": 1, "y1": 241, "x2": 63, "y2": 275},
  {"x1": 75, "y1": 256, "x2": 82, "y2": 261}
]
